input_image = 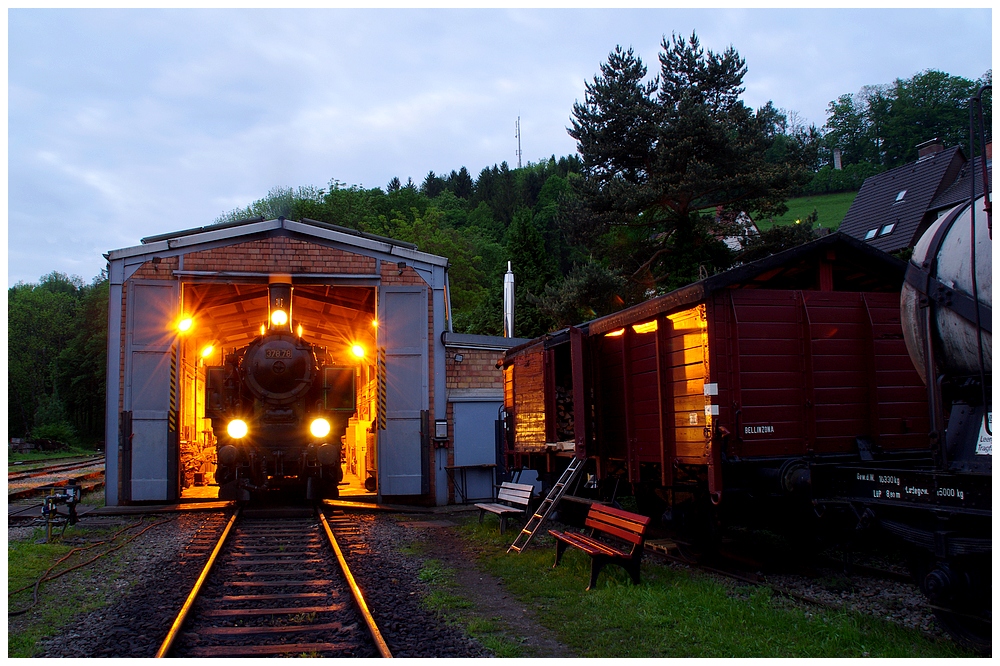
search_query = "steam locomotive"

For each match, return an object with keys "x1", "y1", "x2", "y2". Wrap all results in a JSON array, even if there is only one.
[{"x1": 204, "y1": 280, "x2": 357, "y2": 502}]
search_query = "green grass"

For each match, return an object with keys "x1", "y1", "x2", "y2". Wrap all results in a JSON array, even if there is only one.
[
  {"x1": 758, "y1": 191, "x2": 858, "y2": 231},
  {"x1": 453, "y1": 517, "x2": 972, "y2": 658},
  {"x1": 8, "y1": 445, "x2": 102, "y2": 466},
  {"x1": 8, "y1": 525, "x2": 130, "y2": 657},
  {"x1": 412, "y1": 557, "x2": 525, "y2": 657}
]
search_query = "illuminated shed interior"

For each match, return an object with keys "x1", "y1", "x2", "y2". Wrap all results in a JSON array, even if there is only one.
[{"x1": 175, "y1": 281, "x2": 378, "y2": 498}]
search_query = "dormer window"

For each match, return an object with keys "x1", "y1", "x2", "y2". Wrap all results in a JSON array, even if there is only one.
[
  {"x1": 864, "y1": 228, "x2": 878, "y2": 240},
  {"x1": 894, "y1": 190, "x2": 906, "y2": 203},
  {"x1": 879, "y1": 223, "x2": 895, "y2": 236}
]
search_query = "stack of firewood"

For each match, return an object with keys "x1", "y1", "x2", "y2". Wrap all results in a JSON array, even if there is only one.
[{"x1": 555, "y1": 385, "x2": 575, "y2": 441}]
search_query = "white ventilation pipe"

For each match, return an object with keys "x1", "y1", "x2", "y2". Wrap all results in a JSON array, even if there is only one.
[{"x1": 503, "y1": 261, "x2": 515, "y2": 338}]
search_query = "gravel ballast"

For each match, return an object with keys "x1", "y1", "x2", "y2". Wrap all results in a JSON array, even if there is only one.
[{"x1": 10, "y1": 506, "x2": 952, "y2": 657}]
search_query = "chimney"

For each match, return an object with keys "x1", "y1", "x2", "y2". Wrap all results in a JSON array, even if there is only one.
[
  {"x1": 833, "y1": 148, "x2": 842, "y2": 170},
  {"x1": 916, "y1": 138, "x2": 944, "y2": 160}
]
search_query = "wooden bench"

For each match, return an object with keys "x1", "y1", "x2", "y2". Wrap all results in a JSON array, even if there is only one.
[
  {"x1": 474, "y1": 482, "x2": 534, "y2": 534},
  {"x1": 548, "y1": 503, "x2": 651, "y2": 590}
]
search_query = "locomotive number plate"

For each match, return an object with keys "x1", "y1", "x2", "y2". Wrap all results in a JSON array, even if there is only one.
[{"x1": 266, "y1": 349, "x2": 292, "y2": 359}]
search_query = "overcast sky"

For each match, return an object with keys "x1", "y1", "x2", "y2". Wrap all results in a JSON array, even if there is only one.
[{"x1": 7, "y1": 8, "x2": 993, "y2": 287}]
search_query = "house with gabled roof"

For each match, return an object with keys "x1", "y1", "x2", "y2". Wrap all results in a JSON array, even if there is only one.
[{"x1": 838, "y1": 139, "x2": 992, "y2": 254}]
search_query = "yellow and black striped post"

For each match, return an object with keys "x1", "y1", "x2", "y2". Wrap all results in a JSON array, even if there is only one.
[
  {"x1": 168, "y1": 346, "x2": 178, "y2": 433},
  {"x1": 377, "y1": 347, "x2": 387, "y2": 430}
]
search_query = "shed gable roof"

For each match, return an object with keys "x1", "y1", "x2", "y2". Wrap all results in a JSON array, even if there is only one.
[
  {"x1": 107, "y1": 216, "x2": 449, "y2": 269},
  {"x1": 838, "y1": 146, "x2": 964, "y2": 254}
]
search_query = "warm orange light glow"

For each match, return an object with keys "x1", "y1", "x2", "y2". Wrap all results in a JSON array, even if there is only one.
[
  {"x1": 297, "y1": 324, "x2": 303, "y2": 338},
  {"x1": 227, "y1": 419, "x2": 248, "y2": 439},
  {"x1": 351, "y1": 344, "x2": 366, "y2": 359},
  {"x1": 309, "y1": 418, "x2": 332, "y2": 438},
  {"x1": 260, "y1": 324, "x2": 266, "y2": 336},
  {"x1": 632, "y1": 320, "x2": 658, "y2": 334},
  {"x1": 201, "y1": 345, "x2": 215, "y2": 358},
  {"x1": 178, "y1": 317, "x2": 193, "y2": 333},
  {"x1": 371, "y1": 319, "x2": 378, "y2": 328},
  {"x1": 271, "y1": 309, "x2": 288, "y2": 326},
  {"x1": 605, "y1": 328, "x2": 625, "y2": 337}
]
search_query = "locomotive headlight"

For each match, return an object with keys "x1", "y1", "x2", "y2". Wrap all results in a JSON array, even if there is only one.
[
  {"x1": 351, "y1": 344, "x2": 365, "y2": 359},
  {"x1": 309, "y1": 418, "x2": 332, "y2": 439},
  {"x1": 227, "y1": 419, "x2": 249, "y2": 439},
  {"x1": 271, "y1": 309, "x2": 288, "y2": 326}
]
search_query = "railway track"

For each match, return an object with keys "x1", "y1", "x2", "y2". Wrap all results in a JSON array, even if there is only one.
[
  {"x1": 8, "y1": 470, "x2": 105, "y2": 502},
  {"x1": 8, "y1": 456, "x2": 105, "y2": 481},
  {"x1": 157, "y1": 507, "x2": 391, "y2": 658}
]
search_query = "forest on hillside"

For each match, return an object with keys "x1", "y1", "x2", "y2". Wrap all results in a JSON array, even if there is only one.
[{"x1": 8, "y1": 31, "x2": 991, "y2": 443}]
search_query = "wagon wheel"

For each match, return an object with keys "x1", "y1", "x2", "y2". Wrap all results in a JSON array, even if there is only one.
[{"x1": 910, "y1": 553, "x2": 992, "y2": 655}]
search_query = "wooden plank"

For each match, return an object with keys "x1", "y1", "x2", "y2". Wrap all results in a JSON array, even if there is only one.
[
  {"x1": 218, "y1": 592, "x2": 329, "y2": 602},
  {"x1": 223, "y1": 558, "x2": 325, "y2": 566},
  {"x1": 227, "y1": 580, "x2": 332, "y2": 588},
  {"x1": 189, "y1": 642, "x2": 353, "y2": 657},
  {"x1": 193, "y1": 621, "x2": 345, "y2": 636},
  {"x1": 200, "y1": 604, "x2": 345, "y2": 617}
]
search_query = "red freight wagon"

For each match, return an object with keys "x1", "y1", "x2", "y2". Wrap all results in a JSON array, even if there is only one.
[{"x1": 502, "y1": 233, "x2": 930, "y2": 513}]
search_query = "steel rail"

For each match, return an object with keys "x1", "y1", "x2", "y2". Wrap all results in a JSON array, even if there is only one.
[
  {"x1": 8, "y1": 458, "x2": 105, "y2": 481},
  {"x1": 155, "y1": 508, "x2": 240, "y2": 658},
  {"x1": 318, "y1": 509, "x2": 392, "y2": 658}
]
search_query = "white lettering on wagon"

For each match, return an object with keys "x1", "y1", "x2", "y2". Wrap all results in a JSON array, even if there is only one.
[
  {"x1": 905, "y1": 486, "x2": 929, "y2": 496},
  {"x1": 744, "y1": 425, "x2": 774, "y2": 435}
]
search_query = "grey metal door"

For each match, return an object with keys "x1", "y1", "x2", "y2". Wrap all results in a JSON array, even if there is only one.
[
  {"x1": 124, "y1": 281, "x2": 178, "y2": 501},
  {"x1": 377, "y1": 286, "x2": 428, "y2": 495},
  {"x1": 453, "y1": 400, "x2": 501, "y2": 501}
]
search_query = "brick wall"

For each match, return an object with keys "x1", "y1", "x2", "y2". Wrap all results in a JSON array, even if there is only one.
[
  {"x1": 184, "y1": 236, "x2": 376, "y2": 274},
  {"x1": 445, "y1": 348, "x2": 505, "y2": 391}
]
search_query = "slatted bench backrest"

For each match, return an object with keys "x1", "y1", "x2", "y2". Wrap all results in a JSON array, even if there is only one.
[
  {"x1": 585, "y1": 504, "x2": 651, "y2": 550},
  {"x1": 497, "y1": 482, "x2": 534, "y2": 507}
]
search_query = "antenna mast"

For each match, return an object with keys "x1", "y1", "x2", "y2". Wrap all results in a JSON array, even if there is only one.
[{"x1": 515, "y1": 116, "x2": 523, "y2": 169}]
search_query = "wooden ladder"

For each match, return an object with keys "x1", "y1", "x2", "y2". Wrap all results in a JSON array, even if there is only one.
[{"x1": 507, "y1": 456, "x2": 586, "y2": 554}]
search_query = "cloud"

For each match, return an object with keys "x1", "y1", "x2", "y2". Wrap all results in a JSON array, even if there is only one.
[{"x1": 7, "y1": 8, "x2": 992, "y2": 286}]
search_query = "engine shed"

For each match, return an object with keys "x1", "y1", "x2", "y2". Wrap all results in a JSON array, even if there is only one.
[{"x1": 104, "y1": 216, "x2": 512, "y2": 506}]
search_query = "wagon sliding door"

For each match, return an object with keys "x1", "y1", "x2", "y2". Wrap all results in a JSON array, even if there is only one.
[
  {"x1": 377, "y1": 286, "x2": 429, "y2": 495},
  {"x1": 124, "y1": 280, "x2": 179, "y2": 502},
  {"x1": 663, "y1": 306, "x2": 713, "y2": 463}
]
